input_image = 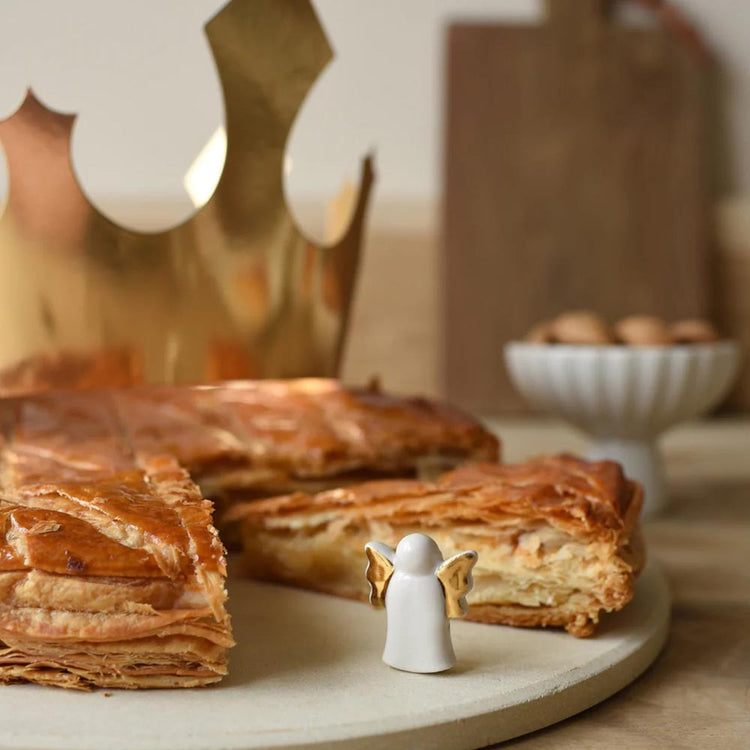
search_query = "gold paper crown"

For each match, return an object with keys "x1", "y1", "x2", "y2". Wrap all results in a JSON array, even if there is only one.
[{"x1": 0, "y1": 0, "x2": 374, "y2": 395}]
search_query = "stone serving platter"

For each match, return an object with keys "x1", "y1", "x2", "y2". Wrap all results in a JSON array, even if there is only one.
[{"x1": 0, "y1": 561, "x2": 669, "y2": 750}]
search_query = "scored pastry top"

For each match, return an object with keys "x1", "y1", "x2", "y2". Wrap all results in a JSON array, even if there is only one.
[
  {"x1": 234, "y1": 454, "x2": 642, "y2": 545},
  {"x1": 0, "y1": 377, "x2": 497, "y2": 591},
  {"x1": 113, "y1": 379, "x2": 500, "y2": 480},
  {"x1": 0, "y1": 392, "x2": 229, "y2": 624},
  {"x1": 0, "y1": 378, "x2": 497, "y2": 494},
  {"x1": 440, "y1": 456, "x2": 641, "y2": 536}
]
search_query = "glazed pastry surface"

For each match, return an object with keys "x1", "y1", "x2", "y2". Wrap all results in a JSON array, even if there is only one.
[
  {"x1": 0, "y1": 380, "x2": 497, "y2": 687},
  {"x1": 0, "y1": 392, "x2": 232, "y2": 689},
  {"x1": 233, "y1": 455, "x2": 644, "y2": 637},
  {"x1": 114, "y1": 379, "x2": 499, "y2": 490}
]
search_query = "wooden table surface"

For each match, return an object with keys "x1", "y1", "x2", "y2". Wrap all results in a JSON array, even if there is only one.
[{"x1": 484, "y1": 418, "x2": 750, "y2": 748}]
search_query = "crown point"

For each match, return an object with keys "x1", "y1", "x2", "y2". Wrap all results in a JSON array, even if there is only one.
[{"x1": 0, "y1": 89, "x2": 77, "y2": 132}]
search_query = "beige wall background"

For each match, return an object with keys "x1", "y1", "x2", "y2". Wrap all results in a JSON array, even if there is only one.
[
  {"x1": 0, "y1": 1, "x2": 748, "y2": 215},
  {"x1": 0, "y1": 0, "x2": 747, "y2": 397}
]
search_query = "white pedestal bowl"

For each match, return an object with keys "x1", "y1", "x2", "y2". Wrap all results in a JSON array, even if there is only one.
[{"x1": 504, "y1": 341, "x2": 741, "y2": 517}]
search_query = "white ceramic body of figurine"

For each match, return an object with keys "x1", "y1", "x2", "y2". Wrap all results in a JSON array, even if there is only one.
[{"x1": 365, "y1": 533, "x2": 478, "y2": 674}]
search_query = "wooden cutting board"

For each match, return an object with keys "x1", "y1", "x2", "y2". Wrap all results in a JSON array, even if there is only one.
[{"x1": 443, "y1": 0, "x2": 712, "y2": 414}]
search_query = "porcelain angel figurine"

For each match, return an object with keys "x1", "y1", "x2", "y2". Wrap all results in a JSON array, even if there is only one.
[{"x1": 365, "y1": 533, "x2": 478, "y2": 673}]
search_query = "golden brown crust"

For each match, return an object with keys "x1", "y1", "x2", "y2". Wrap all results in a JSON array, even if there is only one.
[
  {"x1": 0, "y1": 380, "x2": 498, "y2": 495},
  {"x1": 110, "y1": 379, "x2": 499, "y2": 540},
  {"x1": 114, "y1": 379, "x2": 499, "y2": 483},
  {"x1": 0, "y1": 380, "x2": 496, "y2": 688},
  {"x1": 440, "y1": 456, "x2": 643, "y2": 542},
  {"x1": 0, "y1": 393, "x2": 232, "y2": 689},
  {"x1": 235, "y1": 456, "x2": 644, "y2": 637},
  {"x1": 464, "y1": 605, "x2": 596, "y2": 637},
  {"x1": 0, "y1": 348, "x2": 142, "y2": 397},
  {"x1": 234, "y1": 455, "x2": 641, "y2": 544}
]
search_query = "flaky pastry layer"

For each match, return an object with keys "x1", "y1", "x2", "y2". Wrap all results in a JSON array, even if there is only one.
[
  {"x1": 114, "y1": 379, "x2": 499, "y2": 484},
  {"x1": 234, "y1": 455, "x2": 644, "y2": 637},
  {"x1": 1, "y1": 379, "x2": 497, "y2": 531},
  {"x1": 0, "y1": 393, "x2": 232, "y2": 689},
  {"x1": 0, "y1": 380, "x2": 495, "y2": 688}
]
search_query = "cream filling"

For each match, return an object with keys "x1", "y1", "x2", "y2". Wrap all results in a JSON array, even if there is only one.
[
  {"x1": 409, "y1": 526, "x2": 622, "y2": 610},
  {"x1": 243, "y1": 520, "x2": 629, "y2": 613}
]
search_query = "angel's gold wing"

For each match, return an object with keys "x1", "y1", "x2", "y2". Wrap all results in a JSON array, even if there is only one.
[
  {"x1": 364, "y1": 542, "x2": 395, "y2": 608},
  {"x1": 436, "y1": 550, "x2": 478, "y2": 618}
]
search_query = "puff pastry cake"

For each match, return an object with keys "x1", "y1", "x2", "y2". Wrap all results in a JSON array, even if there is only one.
[
  {"x1": 0, "y1": 393, "x2": 233, "y2": 689},
  {"x1": 112, "y1": 379, "x2": 498, "y2": 541},
  {"x1": 113, "y1": 379, "x2": 499, "y2": 496},
  {"x1": 0, "y1": 380, "x2": 496, "y2": 688},
  {"x1": 1, "y1": 379, "x2": 497, "y2": 540},
  {"x1": 233, "y1": 455, "x2": 644, "y2": 637}
]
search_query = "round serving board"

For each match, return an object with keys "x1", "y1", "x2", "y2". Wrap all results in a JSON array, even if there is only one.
[{"x1": 0, "y1": 562, "x2": 669, "y2": 750}]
